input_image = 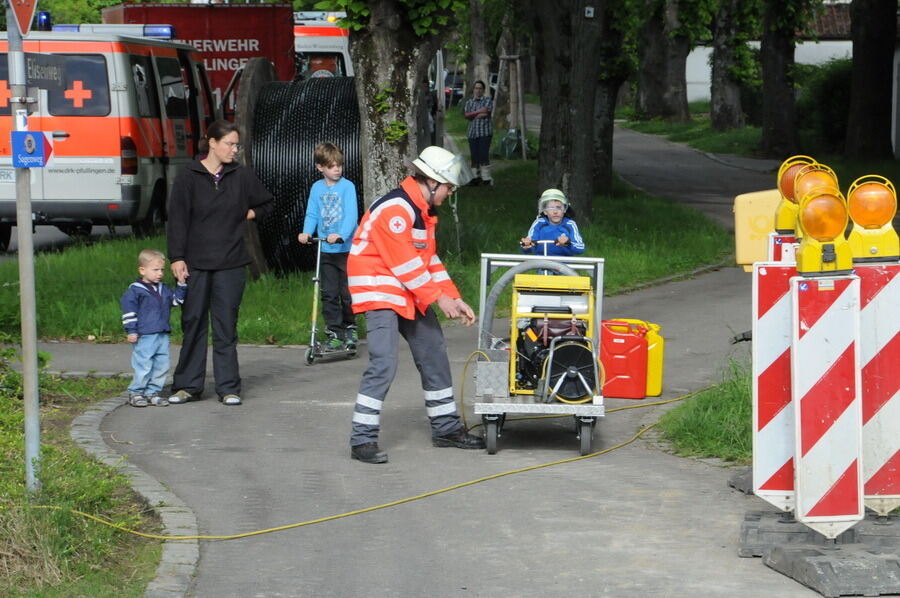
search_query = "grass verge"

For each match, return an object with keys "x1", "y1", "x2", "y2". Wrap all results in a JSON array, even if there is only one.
[
  {"x1": 622, "y1": 117, "x2": 763, "y2": 156},
  {"x1": 0, "y1": 344, "x2": 161, "y2": 596},
  {"x1": 656, "y1": 360, "x2": 751, "y2": 464},
  {"x1": 0, "y1": 160, "x2": 732, "y2": 345}
]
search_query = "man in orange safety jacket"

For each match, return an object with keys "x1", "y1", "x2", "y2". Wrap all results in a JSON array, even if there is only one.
[{"x1": 347, "y1": 146, "x2": 485, "y2": 463}]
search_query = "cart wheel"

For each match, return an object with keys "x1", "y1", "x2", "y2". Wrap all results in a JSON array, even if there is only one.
[
  {"x1": 579, "y1": 419, "x2": 594, "y2": 456},
  {"x1": 485, "y1": 420, "x2": 499, "y2": 455},
  {"x1": 305, "y1": 347, "x2": 316, "y2": 365}
]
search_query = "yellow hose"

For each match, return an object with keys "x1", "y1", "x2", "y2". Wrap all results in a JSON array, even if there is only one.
[{"x1": 6, "y1": 352, "x2": 711, "y2": 542}]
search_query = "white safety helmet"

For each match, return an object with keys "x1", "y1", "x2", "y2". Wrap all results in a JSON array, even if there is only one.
[
  {"x1": 408, "y1": 146, "x2": 472, "y2": 187},
  {"x1": 538, "y1": 188, "x2": 568, "y2": 212}
]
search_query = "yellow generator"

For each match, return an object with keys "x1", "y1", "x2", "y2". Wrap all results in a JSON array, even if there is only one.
[
  {"x1": 474, "y1": 253, "x2": 606, "y2": 455},
  {"x1": 509, "y1": 274, "x2": 599, "y2": 403}
]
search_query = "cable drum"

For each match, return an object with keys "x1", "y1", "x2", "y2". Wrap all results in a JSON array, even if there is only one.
[{"x1": 251, "y1": 77, "x2": 362, "y2": 273}]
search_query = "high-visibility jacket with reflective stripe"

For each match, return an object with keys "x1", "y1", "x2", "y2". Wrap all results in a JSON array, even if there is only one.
[{"x1": 348, "y1": 177, "x2": 460, "y2": 319}]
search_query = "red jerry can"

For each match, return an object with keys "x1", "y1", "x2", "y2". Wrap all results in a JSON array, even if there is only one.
[{"x1": 600, "y1": 320, "x2": 649, "y2": 399}]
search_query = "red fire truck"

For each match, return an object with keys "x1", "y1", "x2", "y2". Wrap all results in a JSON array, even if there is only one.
[{"x1": 102, "y1": 2, "x2": 296, "y2": 108}]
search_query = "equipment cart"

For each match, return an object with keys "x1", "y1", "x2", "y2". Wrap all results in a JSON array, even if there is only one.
[{"x1": 473, "y1": 253, "x2": 606, "y2": 455}]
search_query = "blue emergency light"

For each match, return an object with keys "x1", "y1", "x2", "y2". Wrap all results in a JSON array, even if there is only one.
[
  {"x1": 51, "y1": 24, "x2": 174, "y2": 38},
  {"x1": 35, "y1": 11, "x2": 53, "y2": 32}
]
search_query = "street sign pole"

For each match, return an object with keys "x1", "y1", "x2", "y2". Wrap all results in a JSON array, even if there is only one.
[{"x1": 7, "y1": 2, "x2": 42, "y2": 494}]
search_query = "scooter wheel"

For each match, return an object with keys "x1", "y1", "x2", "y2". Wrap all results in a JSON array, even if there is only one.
[
  {"x1": 305, "y1": 347, "x2": 316, "y2": 365},
  {"x1": 346, "y1": 349, "x2": 357, "y2": 359}
]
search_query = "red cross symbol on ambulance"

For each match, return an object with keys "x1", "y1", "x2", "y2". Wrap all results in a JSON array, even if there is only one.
[
  {"x1": 0, "y1": 80, "x2": 11, "y2": 108},
  {"x1": 64, "y1": 80, "x2": 92, "y2": 108}
]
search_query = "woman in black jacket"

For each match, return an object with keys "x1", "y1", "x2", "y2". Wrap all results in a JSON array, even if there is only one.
[{"x1": 166, "y1": 120, "x2": 273, "y2": 406}]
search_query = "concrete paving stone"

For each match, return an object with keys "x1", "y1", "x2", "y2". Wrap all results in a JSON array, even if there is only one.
[
  {"x1": 159, "y1": 514, "x2": 197, "y2": 531},
  {"x1": 155, "y1": 563, "x2": 196, "y2": 578},
  {"x1": 161, "y1": 542, "x2": 199, "y2": 564}
]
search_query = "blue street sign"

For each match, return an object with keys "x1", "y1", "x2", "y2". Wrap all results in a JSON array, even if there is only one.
[{"x1": 11, "y1": 131, "x2": 53, "y2": 168}]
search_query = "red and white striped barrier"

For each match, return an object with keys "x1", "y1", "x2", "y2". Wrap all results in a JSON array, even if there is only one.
[
  {"x1": 857, "y1": 263, "x2": 900, "y2": 515},
  {"x1": 767, "y1": 232, "x2": 797, "y2": 263},
  {"x1": 791, "y1": 275, "x2": 863, "y2": 539},
  {"x1": 752, "y1": 263, "x2": 797, "y2": 511}
]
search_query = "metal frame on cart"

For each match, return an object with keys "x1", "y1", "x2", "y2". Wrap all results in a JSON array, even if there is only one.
[{"x1": 474, "y1": 253, "x2": 606, "y2": 455}]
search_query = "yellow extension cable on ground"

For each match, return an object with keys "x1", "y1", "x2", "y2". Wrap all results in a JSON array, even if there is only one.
[{"x1": 9, "y1": 351, "x2": 710, "y2": 542}]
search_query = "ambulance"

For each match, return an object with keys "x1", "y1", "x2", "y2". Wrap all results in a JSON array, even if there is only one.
[
  {"x1": 293, "y1": 12, "x2": 353, "y2": 78},
  {"x1": 0, "y1": 28, "x2": 218, "y2": 247}
]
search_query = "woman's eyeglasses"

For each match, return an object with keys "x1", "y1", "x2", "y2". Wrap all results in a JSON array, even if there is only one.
[{"x1": 223, "y1": 141, "x2": 242, "y2": 152}]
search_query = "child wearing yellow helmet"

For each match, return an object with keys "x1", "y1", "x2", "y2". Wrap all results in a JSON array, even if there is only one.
[{"x1": 520, "y1": 188, "x2": 585, "y2": 256}]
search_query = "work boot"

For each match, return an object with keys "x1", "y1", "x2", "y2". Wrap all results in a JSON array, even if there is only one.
[
  {"x1": 351, "y1": 442, "x2": 388, "y2": 464},
  {"x1": 432, "y1": 428, "x2": 486, "y2": 449}
]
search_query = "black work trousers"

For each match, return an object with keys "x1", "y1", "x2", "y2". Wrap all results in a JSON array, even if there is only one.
[
  {"x1": 320, "y1": 252, "x2": 354, "y2": 336},
  {"x1": 172, "y1": 266, "x2": 246, "y2": 398}
]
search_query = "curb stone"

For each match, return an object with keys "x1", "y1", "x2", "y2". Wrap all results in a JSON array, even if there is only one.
[{"x1": 70, "y1": 395, "x2": 198, "y2": 598}]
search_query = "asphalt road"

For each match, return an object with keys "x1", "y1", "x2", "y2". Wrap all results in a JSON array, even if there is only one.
[{"x1": 86, "y1": 128, "x2": 823, "y2": 596}]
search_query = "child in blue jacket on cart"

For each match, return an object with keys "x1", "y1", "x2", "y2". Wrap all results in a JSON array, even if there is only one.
[
  {"x1": 520, "y1": 188, "x2": 585, "y2": 257},
  {"x1": 121, "y1": 249, "x2": 187, "y2": 407}
]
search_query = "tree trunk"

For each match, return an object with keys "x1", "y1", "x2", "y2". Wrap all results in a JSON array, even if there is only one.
[
  {"x1": 593, "y1": 2, "x2": 629, "y2": 195},
  {"x1": 349, "y1": 1, "x2": 444, "y2": 204},
  {"x1": 491, "y1": 12, "x2": 514, "y2": 131},
  {"x1": 469, "y1": 0, "x2": 491, "y2": 87},
  {"x1": 759, "y1": 0, "x2": 799, "y2": 158},
  {"x1": 844, "y1": 0, "x2": 896, "y2": 158},
  {"x1": 636, "y1": 0, "x2": 690, "y2": 122},
  {"x1": 710, "y1": 0, "x2": 745, "y2": 131},
  {"x1": 532, "y1": 0, "x2": 603, "y2": 222},
  {"x1": 594, "y1": 78, "x2": 622, "y2": 194}
]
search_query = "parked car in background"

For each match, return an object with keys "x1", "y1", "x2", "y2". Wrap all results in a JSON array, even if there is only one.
[{"x1": 444, "y1": 70, "x2": 464, "y2": 108}]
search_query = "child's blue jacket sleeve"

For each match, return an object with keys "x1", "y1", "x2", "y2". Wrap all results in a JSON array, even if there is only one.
[
  {"x1": 339, "y1": 180, "x2": 358, "y2": 242},
  {"x1": 167, "y1": 283, "x2": 187, "y2": 306},
  {"x1": 564, "y1": 219, "x2": 585, "y2": 255},
  {"x1": 120, "y1": 287, "x2": 140, "y2": 334},
  {"x1": 521, "y1": 217, "x2": 543, "y2": 254},
  {"x1": 302, "y1": 182, "x2": 321, "y2": 236}
]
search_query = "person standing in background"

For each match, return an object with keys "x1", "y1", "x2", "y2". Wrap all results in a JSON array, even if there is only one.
[{"x1": 463, "y1": 80, "x2": 494, "y2": 186}]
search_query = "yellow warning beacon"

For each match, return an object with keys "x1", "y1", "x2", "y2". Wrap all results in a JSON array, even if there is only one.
[
  {"x1": 791, "y1": 163, "x2": 840, "y2": 241},
  {"x1": 774, "y1": 155, "x2": 816, "y2": 233},
  {"x1": 846, "y1": 175, "x2": 899, "y2": 263},
  {"x1": 795, "y1": 187, "x2": 853, "y2": 276}
]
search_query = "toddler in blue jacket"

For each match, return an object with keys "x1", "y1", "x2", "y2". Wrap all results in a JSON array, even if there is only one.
[
  {"x1": 120, "y1": 249, "x2": 187, "y2": 407},
  {"x1": 520, "y1": 188, "x2": 585, "y2": 257}
]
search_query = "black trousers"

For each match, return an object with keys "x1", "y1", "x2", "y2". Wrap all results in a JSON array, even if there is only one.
[
  {"x1": 320, "y1": 252, "x2": 354, "y2": 335},
  {"x1": 467, "y1": 135, "x2": 492, "y2": 167},
  {"x1": 173, "y1": 266, "x2": 246, "y2": 398}
]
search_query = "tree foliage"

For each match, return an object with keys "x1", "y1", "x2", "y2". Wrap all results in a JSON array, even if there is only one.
[
  {"x1": 320, "y1": 0, "x2": 465, "y2": 35},
  {"x1": 315, "y1": 0, "x2": 466, "y2": 201}
]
